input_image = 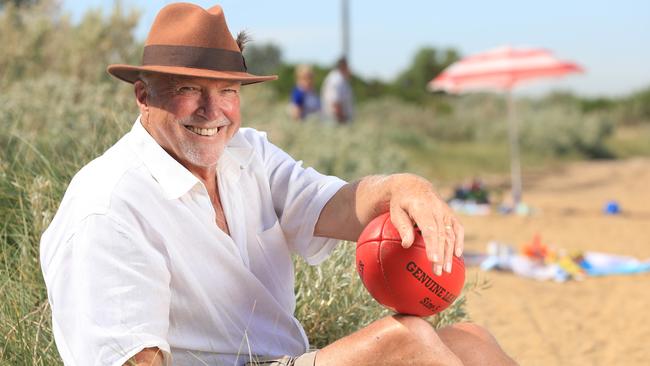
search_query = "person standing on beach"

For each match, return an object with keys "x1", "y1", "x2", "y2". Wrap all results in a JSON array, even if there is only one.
[
  {"x1": 289, "y1": 64, "x2": 321, "y2": 121},
  {"x1": 40, "y1": 3, "x2": 516, "y2": 365}
]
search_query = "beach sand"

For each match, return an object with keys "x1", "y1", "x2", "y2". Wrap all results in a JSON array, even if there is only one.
[{"x1": 459, "y1": 158, "x2": 650, "y2": 365}]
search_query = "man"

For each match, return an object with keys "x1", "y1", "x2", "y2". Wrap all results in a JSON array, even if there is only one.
[
  {"x1": 321, "y1": 58, "x2": 354, "y2": 124},
  {"x1": 40, "y1": 3, "x2": 516, "y2": 366}
]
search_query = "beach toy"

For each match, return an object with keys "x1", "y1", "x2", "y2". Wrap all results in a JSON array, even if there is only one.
[
  {"x1": 356, "y1": 213, "x2": 465, "y2": 317},
  {"x1": 557, "y1": 252, "x2": 586, "y2": 280},
  {"x1": 522, "y1": 234, "x2": 549, "y2": 260},
  {"x1": 603, "y1": 200, "x2": 621, "y2": 215}
]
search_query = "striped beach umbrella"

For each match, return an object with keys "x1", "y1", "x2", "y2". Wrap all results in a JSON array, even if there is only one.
[{"x1": 429, "y1": 46, "x2": 583, "y2": 207}]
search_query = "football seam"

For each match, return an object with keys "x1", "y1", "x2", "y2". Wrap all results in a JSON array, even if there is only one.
[{"x1": 379, "y1": 215, "x2": 401, "y2": 313}]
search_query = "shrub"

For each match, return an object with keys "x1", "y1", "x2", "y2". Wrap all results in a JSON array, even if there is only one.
[{"x1": 520, "y1": 102, "x2": 614, "y2": 158}]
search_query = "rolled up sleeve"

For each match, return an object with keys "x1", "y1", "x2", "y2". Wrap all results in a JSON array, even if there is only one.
[{"x1": 44, "y1": 214, "x2": 171, "y2": 366}]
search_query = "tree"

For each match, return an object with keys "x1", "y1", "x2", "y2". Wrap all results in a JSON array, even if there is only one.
[
  {"x1": 0, "y1": 0, "x2": 140, "y2": 85},
  {"x1": 0, "y1": 0, "x2": 39, "y2": 8},
  {"x1": 243, "y1": 42, "x2": 283, "y2": 76},
  {"x1": 393, "y1": 47, "x2": 460, "y2": 103}
]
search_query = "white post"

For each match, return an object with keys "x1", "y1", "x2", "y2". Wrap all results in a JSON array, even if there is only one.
[
  {"x1": 507, "y1": 91, "x2": 523, "y2": 207},
  {"x1": 341, "y1": 0, "x2": 350, "y2": 60}
]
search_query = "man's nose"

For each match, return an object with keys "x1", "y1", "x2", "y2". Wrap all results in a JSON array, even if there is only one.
[{"x1": 199, "y1": 92, "x2": 228, "y2": 121}]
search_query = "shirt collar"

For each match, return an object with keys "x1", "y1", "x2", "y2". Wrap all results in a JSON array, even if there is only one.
[
  {"x1": 127, "y1": 117, "x2": 254, "y2": 200},
  {"x1": 219, "y1": 128, "x2": 255, "y2": 180}
]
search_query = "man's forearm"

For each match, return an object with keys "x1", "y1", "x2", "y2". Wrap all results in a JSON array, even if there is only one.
[
  {"x1": 315, "y1": 173, "x2": 463, "y2": 275},
  {"x1": 334, "y1": 102, "x2": 346, "y2": 123},
  {"x1": 315, "y1": 174, "x2": 396, "y2": 241}
]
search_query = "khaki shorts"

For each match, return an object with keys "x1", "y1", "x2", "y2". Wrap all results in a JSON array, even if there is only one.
[{"x1": 245, "y1": 350, "x2": 317, "y2": 366}]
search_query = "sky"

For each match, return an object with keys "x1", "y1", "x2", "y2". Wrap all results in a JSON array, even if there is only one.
[{"x1": 62, "y1": 0, "x2": 650, "y2": 97}]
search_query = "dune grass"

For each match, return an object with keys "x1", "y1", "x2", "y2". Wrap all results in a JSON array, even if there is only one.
[{"x1": 605, "y1": 124, "x2": 650, "y2": 158}]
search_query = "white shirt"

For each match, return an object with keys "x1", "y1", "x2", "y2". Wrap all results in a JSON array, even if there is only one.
[
  {"x1": 321, "y1": 69, "x2": 354, "y2": 122},
  {"x1": 40, "y1": 119, "x2": 346, "y2": 366}
]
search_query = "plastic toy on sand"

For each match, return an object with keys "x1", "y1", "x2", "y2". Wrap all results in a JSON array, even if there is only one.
[
  {"x1": 356, "y1": 213, "x2": 465, "y2": 317},
  {"x1": 603, "y1": 200, "x2": 621, "y2": 215}
]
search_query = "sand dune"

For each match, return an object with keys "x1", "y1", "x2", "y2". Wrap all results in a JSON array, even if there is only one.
[{"x1": 459, "y1": 158, "x2": 650, "y2": 365}]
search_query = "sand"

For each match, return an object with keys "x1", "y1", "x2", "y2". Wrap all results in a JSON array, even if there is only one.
[{"x1": 458, "y1": 158, "x2": 650, "y2": 365}]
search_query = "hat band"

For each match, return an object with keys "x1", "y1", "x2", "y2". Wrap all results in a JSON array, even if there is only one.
[{"x1": 142, "y1": 45, "x2": 247, "y2": 72}]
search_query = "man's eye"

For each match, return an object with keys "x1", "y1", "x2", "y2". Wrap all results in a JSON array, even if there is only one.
[
  {"x1": 177, "y1": 86, "x2": 199, "y2": 94},
  {"x1": 222, "y1": 88, "x2": 237, "y2": 94}
]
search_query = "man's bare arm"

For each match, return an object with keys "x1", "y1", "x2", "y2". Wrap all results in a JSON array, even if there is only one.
[
  {"x1": 333, "y1": 101, "x2": 346, "y2": 123},
  {"x1": 315, "y1": 174, "x2": 464, "y2": 275}
]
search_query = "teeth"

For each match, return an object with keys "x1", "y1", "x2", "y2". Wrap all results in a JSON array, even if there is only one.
[{"x1": 185, "y1": 125, "x2": 219, "y2": 136}]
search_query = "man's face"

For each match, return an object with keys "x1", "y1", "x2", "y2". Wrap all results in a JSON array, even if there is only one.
[{"x1": 137, "y1": 75, "x2": 242, "y2": 174}]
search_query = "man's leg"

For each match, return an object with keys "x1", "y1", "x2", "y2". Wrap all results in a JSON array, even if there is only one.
[
  {"x1": 437, "y1": 323, "x2": 517, "y2": 365},
  {"x1": 315, "y1": 315, "x2": 515, "y2": 366}
]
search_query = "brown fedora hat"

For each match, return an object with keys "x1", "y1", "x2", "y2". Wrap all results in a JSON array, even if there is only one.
[{"x1": 107, "y1": 3, "x2": 277, "y2": 85}]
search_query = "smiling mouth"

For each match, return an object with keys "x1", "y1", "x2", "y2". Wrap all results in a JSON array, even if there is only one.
[{"x1": 184, "y1": 125, "x2": 222, "y2": 137}]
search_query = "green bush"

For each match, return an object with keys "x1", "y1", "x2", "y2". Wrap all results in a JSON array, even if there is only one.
[
  {"x1": 0, "y1": 1, "x2": 140, "y2": 85},
  {"x1": 520, "y1": 102, "x2": 615, "y2": 158},
  {"x1": 618, "y1": 86, "x2": 650, "y2": 125}
]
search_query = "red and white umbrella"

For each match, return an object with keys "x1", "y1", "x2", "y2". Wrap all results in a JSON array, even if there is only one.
[
  {"x1": 429, "y1": 45, "x2": 583, "y2": 206},
  {"x1": 430, "y1": 46, "x2": 582, "y2": 92}
]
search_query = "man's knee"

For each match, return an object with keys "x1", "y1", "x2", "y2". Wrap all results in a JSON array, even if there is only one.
[
  {"x1": 393, "y1": 314, "x2": 439, "y2": 342},
  {"x1": 384, "y1": 315, "x2": 464, "y2": 366},
  {"x1": 316, "y1": 315, "x2": 463, "y2": 366},
  {"x1": 444, "y1": 322, "x2": 499, "y2": 343},
  {"x1": 377, "y1": 315, "x2": 515, "y2": 365},
  {"x1": 389, "y1": 318, "x2": 502, "y2": 352},
  {"x1": 438, "y1": 322, "x2": 517, "y2": 365},
  {"x1": 360, "y1": 315, "x2": 439, "y2": 351}
]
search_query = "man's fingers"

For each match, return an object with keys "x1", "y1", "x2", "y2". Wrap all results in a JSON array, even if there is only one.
[
  {"x1": 453, "y1": 217, "x2": 465, "y2": 257},
  {"x1": 384, "y1": 175, "x2": 464, "y2": 277},
  {"x1": 435, "y1": 214, "x2": 447, "y2": 274},
  {"x1": 443, "y1": 217, "x2": 455, "y2": 273},
  {"x1": 409, "y1": 207, "x2": 441, "y2": 268},
  {"x1": 412, "y1": 209, "x2": 459, "y2": 276},
  {"x1": 390, "y1": 206, "x2": 415, "y2": 248}
]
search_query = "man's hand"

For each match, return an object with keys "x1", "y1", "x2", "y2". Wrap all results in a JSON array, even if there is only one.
[
  {"x1": 386, "y1": 174, "x2": 464, "y2": 276},
  {"x1": 316, "y1": 174, "x2": 464, "y2": 275},
  {"x1": 333, "y1": 102, "x2": 346, "y2": 123}
]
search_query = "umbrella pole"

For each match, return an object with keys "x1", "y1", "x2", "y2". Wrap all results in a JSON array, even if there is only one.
[{"x1": 507, "y1": 91, "x2": 523, "y2": 207}]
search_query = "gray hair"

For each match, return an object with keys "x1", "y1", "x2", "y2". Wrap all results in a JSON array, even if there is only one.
[{"x1": 138, "y1": 72, "x2": 162, "y2": 98}]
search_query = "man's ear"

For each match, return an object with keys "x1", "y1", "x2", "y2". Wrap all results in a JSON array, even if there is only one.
[{"x1": 134, "y1": 80, "x2": 148, "y2": 107}]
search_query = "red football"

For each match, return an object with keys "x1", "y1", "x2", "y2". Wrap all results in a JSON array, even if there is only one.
[{"x1": 356, "y1": 212, "x2": 465, "y2": 317}]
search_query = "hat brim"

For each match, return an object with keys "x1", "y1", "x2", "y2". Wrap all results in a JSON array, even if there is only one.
[{"x1": 107, "y1": 64, "x2": 277, "y2": 85}]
